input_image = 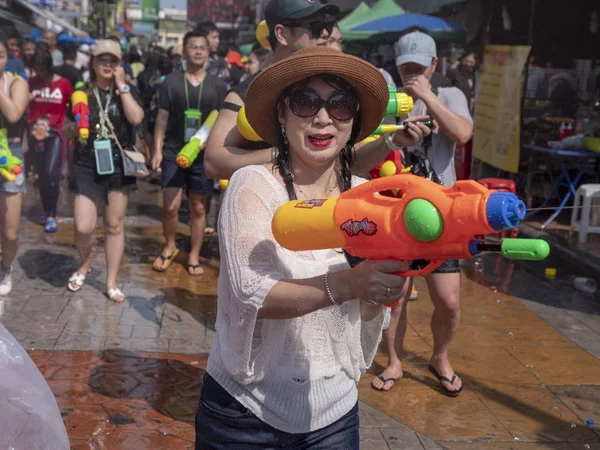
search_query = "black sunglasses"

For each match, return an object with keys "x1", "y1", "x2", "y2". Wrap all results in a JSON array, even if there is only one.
[
  {"x1": 285, "y1": 87, "x2": 359, "y2": 121},
  {"x1": 282, "y1": 18, "x2": 336, "y2": 40}
]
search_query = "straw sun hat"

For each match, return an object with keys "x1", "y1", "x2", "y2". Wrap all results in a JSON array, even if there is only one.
[{"x1": 245, "y1": 46, "x2": 389, "y2": 146}]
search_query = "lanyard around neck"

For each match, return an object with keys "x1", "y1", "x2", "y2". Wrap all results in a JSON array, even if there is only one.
[
  {"x1": 93, "y1": 86, "x2": 113, "y2": 139},
  {"x1": 184, "y1": 72, "x2": 204, "y2": 110}
]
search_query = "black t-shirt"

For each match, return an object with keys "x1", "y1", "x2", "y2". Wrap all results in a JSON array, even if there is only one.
[
  {"x1": 54, "y1": 64, "x2": 83, "y2": 88},
  {"x1": 74, "y1": 84, "x2": 142, "y2": 163},
  {"x1": 159, "y1": 71, "x2": 227, "y2": 159}
]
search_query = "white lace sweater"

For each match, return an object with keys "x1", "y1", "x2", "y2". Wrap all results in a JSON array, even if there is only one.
[{"x1": 206, "y1": 165, "x2": 388, "y2": 434}]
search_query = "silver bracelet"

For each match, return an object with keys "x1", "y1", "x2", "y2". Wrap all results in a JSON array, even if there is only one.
[{"x1": 324, "y1": 272, "x2": 339, "y2": 305}]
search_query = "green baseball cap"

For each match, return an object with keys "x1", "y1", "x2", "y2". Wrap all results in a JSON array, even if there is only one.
[{"x1": 264, "y1": 0, "x2": 339, "y2": 29}]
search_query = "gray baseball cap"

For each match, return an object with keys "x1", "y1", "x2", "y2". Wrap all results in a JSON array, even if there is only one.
[{"x1": 394, "y1": 31, "x2": 437, "y2": 67}]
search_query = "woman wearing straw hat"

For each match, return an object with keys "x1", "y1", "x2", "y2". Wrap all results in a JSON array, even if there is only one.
[{"x1": 194, "y1": 47, "x2": 431, "y2": 449}]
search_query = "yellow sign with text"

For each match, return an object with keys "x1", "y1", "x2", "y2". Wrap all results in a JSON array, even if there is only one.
[{"x1": 474, "y1": 45, "x2": 531, "y2": 173}]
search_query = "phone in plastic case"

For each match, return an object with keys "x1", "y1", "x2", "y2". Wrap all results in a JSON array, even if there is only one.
[{"x1": 94, "y1": 138, "x2": 114, "y2": 175}]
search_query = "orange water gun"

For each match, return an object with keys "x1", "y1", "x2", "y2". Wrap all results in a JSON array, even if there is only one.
[
  {"x1": 272, "y1": 174, "x2": 549, "y2": 301},
  {"x1": 71, "y1": 82, "x2": 90, "y2": 142}
]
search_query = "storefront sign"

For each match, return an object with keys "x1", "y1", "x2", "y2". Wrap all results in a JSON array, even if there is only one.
[
  {"x1": 132, "y1": 21, "x2": 156, "y2": 35},
  {"x1": 473, "y1": 45, "x2": 531, "y2": 173},
  {"x1": 141, "y1": 0, "x2": 159, "y2": 23}
]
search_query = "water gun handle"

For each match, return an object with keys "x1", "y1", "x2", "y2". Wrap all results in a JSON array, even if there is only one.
[
  {"x1": 176, "y1": 110, "x2": 219, "y2": 168},
  {"x1": 0, "y1": 168, "x2": 15, "y2": 182}
]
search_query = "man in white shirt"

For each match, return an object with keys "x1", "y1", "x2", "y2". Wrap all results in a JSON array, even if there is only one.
[
  {"x1": 372, "y1": 30, "x2": 473, "y2": 397},
  {"x1": 43, "y1": 31, "x2": 64, "y2": 67}
]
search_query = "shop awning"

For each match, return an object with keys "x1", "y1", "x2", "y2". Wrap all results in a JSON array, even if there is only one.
[{"x1": 13, "y1": 0, "x2": 89, "y2": 39}]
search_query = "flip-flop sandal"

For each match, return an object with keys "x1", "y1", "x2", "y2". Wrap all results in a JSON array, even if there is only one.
[
  {"x1": 428, "y1": 365, "x2": 464, "y2": 397},
  {"x1": 152, "y1": 249, "x2": 179, "y2": 272},
  {"x1": 67, "y1": 272, "x2": 86, "y2": 292},
  {"x1": 67, "y1": 268, "x2": 92, "y2": 292},
  {"x1": 409, "y1": 289, "x2": 418, "y2": 301},
  {"x1": 371, "y1": 375, "x2": 398, "y2": 392},
  {"x1": 187, "y1": 264, "x2": 204, "y2": 276},
  {"x1": 107, "y1": 288, "x2": 126, "y2": 303},
  {"x1": 44, "y1": 218, "x2": 58, "y2": 233},
  {"x1": 204, "y1": 227, "x2": 216, "y2": 235}
]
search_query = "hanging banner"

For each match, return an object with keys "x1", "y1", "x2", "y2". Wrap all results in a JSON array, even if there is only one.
[
  {"x1": 473, "y1": 45, "x2": 531, "y2": 173},
  {"x1": 188, "y1": 0, "x2": 257, "y2": 25},
  {"x1": 141, "y1": 0, "x2": 158, "y2": 23}
]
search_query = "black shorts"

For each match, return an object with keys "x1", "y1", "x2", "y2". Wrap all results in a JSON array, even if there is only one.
[
  {"x1": 161, "y1": 154, "x2": 213, "y2": 196},
  {"x1": 70, "y1": 156, "x2": 137, "y2": 205}
]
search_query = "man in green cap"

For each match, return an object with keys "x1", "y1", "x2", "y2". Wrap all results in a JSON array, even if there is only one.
[{"x1": 204, "y1": 0, "x2": 432, "y2": 180}]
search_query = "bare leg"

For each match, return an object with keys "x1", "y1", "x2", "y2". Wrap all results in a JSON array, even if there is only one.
[
  {"x1": 188, "y1": 192, "x2": 208, "y2": 275},
  {"x1": 0, "y1": 192, "x2": 23, "y2": 271},
  {"x1": 371, "y1": 277, "x2": 413, "y2": 391},
  {"x1": 104, "y1": 190, "x2": 129, "y2": 301},
  {"x1": 426, "y1": 271, "x2": 462, "y2": 393},
  {"x1": 72, "y1": 194, "x2": 98, "y2": 284},
  {"x1": 156, "y1": 187, "x2": 183, "y2": 269}
]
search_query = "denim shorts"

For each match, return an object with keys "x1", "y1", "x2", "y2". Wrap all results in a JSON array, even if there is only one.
[
  {"x1": 194, "y1": 373, "x2": 360, "y2": 450},
  {"x1": 432, "y1": 258, "x2": 460, "y2": 274},
  {"x1": 0, "y1": 142, "x2": 26, "y2": 194},
  {"x1": 410, "y1": 258, "x2": 461, "y2": 274}
]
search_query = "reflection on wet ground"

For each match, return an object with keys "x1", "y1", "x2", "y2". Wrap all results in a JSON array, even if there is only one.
[{"x1": 1, "y1": 178, "x2": 599, "y2": 449}]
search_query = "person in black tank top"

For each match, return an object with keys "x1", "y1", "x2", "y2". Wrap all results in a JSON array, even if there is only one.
[{"x1": 0, "y1": 31, "x2": 30, "y2": 295}]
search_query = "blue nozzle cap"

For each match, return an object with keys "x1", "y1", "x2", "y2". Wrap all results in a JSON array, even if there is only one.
[
  {"x1": 0, "y1": 156, "x2": 7, "y2": 165},
  {"x1": 469, "y1": 239, "x2": 482, "y2": 256},
  {"x1": 486, "y1": 192, "x2": 526, "y2": 231}
]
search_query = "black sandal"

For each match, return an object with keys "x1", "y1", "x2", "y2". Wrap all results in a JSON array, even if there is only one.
[
  {"x1": 371, "y1": 375, "x2": 398, "y2": 392},
  {"x1": 187, "y1": 264, "x2": 204, "y2": 276},
  {"x1": 428, "y1": 365, "x2": 464, "y2": 397},
  {"x1": 152, "y1": 249, "x2": 179, "y2": 272}
]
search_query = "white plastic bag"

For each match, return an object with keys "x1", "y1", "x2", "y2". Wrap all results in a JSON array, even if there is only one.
[{"x1": 0, "y1": 324, "x2": 69, "y2": 450}]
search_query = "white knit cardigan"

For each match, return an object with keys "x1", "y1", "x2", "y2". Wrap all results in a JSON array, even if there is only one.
[{"x1": 206, "y1": 165, "x2": 388, "y2": 433}]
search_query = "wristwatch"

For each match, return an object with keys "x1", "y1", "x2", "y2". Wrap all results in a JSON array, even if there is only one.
[
  {"x1": 119, "y1": 84, "x2": 131, "y2": 94},
  {"x1": 384, "y1": 132, "x2": 403, "y2": 151}
]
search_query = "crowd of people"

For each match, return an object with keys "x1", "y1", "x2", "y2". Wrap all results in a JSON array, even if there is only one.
[{"x1": 0, "y1": 0, "x2": 476, "y2": 447}]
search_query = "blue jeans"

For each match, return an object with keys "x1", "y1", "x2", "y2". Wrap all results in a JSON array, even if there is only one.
[{"x1": 195, "y1": 373, "x2": 359, "y2": 450}]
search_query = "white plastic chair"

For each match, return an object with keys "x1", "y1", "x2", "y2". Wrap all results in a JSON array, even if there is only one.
[{"x1": 569, "y1": 184, "x2": 600, "y2": 244}]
